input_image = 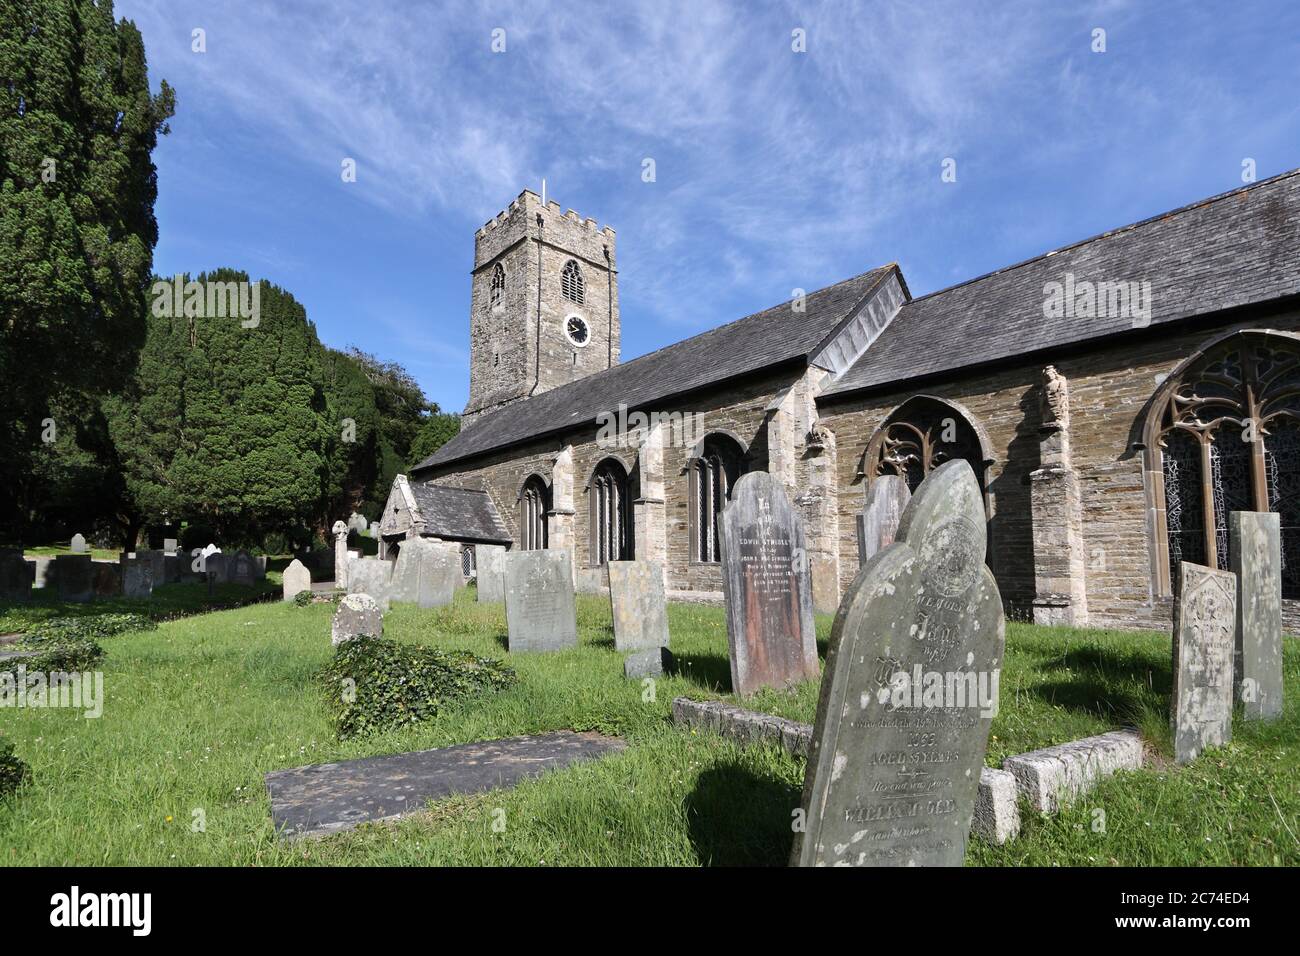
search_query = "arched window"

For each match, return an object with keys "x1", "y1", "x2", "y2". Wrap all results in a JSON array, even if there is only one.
[
  {"x1": 690, "y1": 434, "x2": 747, "y2": 562},
  {"x1": 490, "y1": 262, "x2": 506, "y2": 307},
  {"x1": 590, "y1": 458, "x2": 633, "y2": 564},
  {"x1": 864, "y1": 396, "x2": 990, "y2": 499},
  {"x1": 561, "y1": 259, "x2": 585, "y2": 305},
  {"x1": 520, "y1": 475, "x2": 549, "y2": 550},
  {"x1": 1145, "y1": 330, "x2": 1300, "y2": 598}
]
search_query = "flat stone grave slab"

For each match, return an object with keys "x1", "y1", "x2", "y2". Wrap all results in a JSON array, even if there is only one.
[{"x1": 266, "y1": 731, "x2": 626, "y2": 840}]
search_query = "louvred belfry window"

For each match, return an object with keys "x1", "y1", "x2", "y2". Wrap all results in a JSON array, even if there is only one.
[
  {"x1": 561, "y1": 259, "x2": 585, "y2": 305},
  {"x1": 490, "y1": 262, "x2": 505, "y2": 307}
]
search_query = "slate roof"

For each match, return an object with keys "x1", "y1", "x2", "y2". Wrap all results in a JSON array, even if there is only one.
[
  {"x1": 416, "y1": 265, "x2": 895, "y2": 471},
  {"x1": 409, "y1": 482, "x2": 511, "y2": 544},
  {"x1": 822, "y1": 168, "x2": 1300, "y2": 398}
]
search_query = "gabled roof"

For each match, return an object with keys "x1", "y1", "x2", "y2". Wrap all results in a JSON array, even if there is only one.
[
  {"x1": 408, "y1": 482, "x2": 511, "y2": 544},
  {"x1": 417, "y1": 265, "x2": 896, "y2": 471},
  {"x1": 822, "y1": 168, "x2": 1300, "y2": 399}
]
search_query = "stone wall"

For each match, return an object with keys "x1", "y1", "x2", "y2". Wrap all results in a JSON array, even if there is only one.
[{"x1": 818, "y1": 309, "x2": 1300, "y2": 631}]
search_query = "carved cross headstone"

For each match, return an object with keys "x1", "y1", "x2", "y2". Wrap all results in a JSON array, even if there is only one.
[
  {"x1": 792, "y1": 459, "x2": 1004, "y2": 867},
  {"x1": 719, "y1": 472, "x2": 818, "y2": 696},
  {"x1": 1171, "y1": 561, "x2": 1237, "y2": 764},
  {"x1": 857, "y1": 474, "x2": 911, "y2": 563},
  {"x1": 1229, "y1": 512, "x2": 1284, "y2": 721}
]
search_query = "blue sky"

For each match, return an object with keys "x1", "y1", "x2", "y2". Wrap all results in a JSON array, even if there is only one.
[{"x1": 117, "y1": 0, "x2": 1300, "y2": 415}]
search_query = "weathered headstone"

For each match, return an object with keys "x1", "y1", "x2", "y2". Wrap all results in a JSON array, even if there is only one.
[
  {"x1": 608, "y1": 560, "x2": 669, "y2": 652},
  {"x1": 138, "y1": 549, "x2": 167, "y2": 587},
  {"x1": 122, "y1": 558, "x2": 154, "y2": 599},
  {"x1": 92, "y1": 561, "x2": 121, "y2": 598},
  {"x1": 347, "y1": 557, "x2": 394, "y2": 610},
  {"x1": 476, "y1": 544, "x2": 507, "y2": 603},
  {"x1": 1171, "y1": 561, "x2": 1237, "y2": 764},
  {"x1": 163, "y1": 537, "x2": 178, "y2": 554},
  {"x1": 332, "y1": 593, "x2": 383, "y2": 647},
  {"x1": 390, "y1": 537, "x2": 458, "y2": 609},
  {"x1": 348, "y1": 512, "x2": 368, "y2": 534},
  {"x1": 205, "y1": 553, "x2": 230, "y2": 585},
  {"x1": 283, "y1": 559, "x2": 311, "y2": 602},
  {"x1": 0, "y1": 550, "x2": 31, "y2": 602},
  {"x1": 332, "y1": 520, "x2": 350, "y2": 589},
  {"x1": 719, "y1": 471, "x2": 818, "y2": 696},
  {"x1": 503, "y1": 549, "x2": 578, "y2": 653},
  {"x1": 232, "y1": 549, "x2": 257, "y2": 586},
  {"x1": 30, "y1": 556, "x2": 54, "y2": 589},
  {"x1": 857, "y1": 474, "x2": 911, "y2": 563},
  {"x1": 792, "y1": 459, "x2": 1004, "y2": 867},
  {"x1": 55, "y1": 554, "x2": 94, "y2": 603},
  {"x1": 1230, "y1": 512, "x2": 1284, "y2": 721},
  {"x1": 70, "y1": 533, "x2": 87, "y2": 554},
  {"x1": 624, "y1": 646, "x2": 674, "y2": 680},
  {"x1": 163, "y1": 553, "x2": 182, "y2": 584}
]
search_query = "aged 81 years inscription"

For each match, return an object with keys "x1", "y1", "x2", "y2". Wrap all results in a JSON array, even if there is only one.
[{"x1": 792, "y1": 460, "x2": 1004, "y2": 867}]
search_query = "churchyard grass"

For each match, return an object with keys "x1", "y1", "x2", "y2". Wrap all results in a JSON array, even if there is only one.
[
  {"x1": 0, "y1": 581, "x2": 280, "y2": 636},
  {"x1": 22, "y1": 544, "x2": 120, "y2": 562},
  {"x1": 0, "y1": 590, "x2": 1294, "y2": 866}
]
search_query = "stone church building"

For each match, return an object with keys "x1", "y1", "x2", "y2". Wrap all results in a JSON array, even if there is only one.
[{"x1": 387, "y1": 169, "x2": 1300, "y2": 631}]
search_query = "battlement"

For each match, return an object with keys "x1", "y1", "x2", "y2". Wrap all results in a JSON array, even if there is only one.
[{"x1": 475, "y1": 189, "x2": 616, "y2": 241}]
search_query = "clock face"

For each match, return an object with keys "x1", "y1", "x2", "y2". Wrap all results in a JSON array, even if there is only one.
[{"x1": 565, "y1": 315, "x2": 590, "y2": 346}]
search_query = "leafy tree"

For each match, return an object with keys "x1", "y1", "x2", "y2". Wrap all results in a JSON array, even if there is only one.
[
  {"x1": 0, "y1": 0, "x2": 174, "y2": 543},
  {"x1": 409, "y1": 407, "x2": 460, "y2": 469},
  {"x1": 321, "y1": 347, "x2": 381, "y2": 523}
]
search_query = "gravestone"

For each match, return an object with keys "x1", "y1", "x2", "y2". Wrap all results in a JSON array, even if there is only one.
[
  {"x1": 390, "y1": 538, "x2": 458, "y2": 609},
  {"x1": 138, "y1": 549, "x2": 167, "y2": 587},
  {"x1": 0, "y1": 550, "x2": 31, "y2": 602},
  {"x1": 1171, "y1": 561, "x2": 1237, "y2": 764},
  {"x1": 30, "y1": 557, "x2": 54, "y2": 589},
  {"x1": 857, "y1": 474, "x2": 911, "y2": 563},
  {"x1": 347, "y1": 557, "x2": 394, "y2": 610},
  {"x1": 503, "y1": 549, "x2": 578, "y2": 653},
  {"x1": 624, "y1": 646, "x2": 674, "y2": 680},
  {"x1": 1229, "y1": 512, "x2": 1284, "y2": 721},
  {"x1": 719, "y1": 471, "x2": 818, "y2": 696},
  {"x1": 332, "y1": 520, "x2": 350, "y2": 589},
  {"x1": 163, "y1": 537, "x2": 178, "y2": 554},
  {"x1": 283, "y1": 559, "x2": 311, "y2": 602},
  {"x1": 205, "y1": 553, "x2": 230, "y2": 585},
  {"x1": 792, "y1": 459, "x2": 1004, "y2": 867},
  {"x1": 122, "y1": 558, "x2": 154, "y2": 599},
  {"x1": 332, "y1": 593, "x2": 383, "y2": 647},
  {"x1": 70, "y1": 533, "x2": 87, "y2": 554},
  {"x1": 232, "y1": 550, "x2": 257, "y2": 586},
  {"x1": 163, "y1": 553, "x2": 182, "y2": 584},
  {"x1": 608, "y1": 560, "x2": 669, "y2": 652},
  {"x1": 476, "y1": 544, "x2": 507, "y2": 603},
  {"x1": 55, "y1": 554, "x2": 94, "y2": 603},
  {"x1": 93, "y1": 562, "x2": 121, "y2": 598}
]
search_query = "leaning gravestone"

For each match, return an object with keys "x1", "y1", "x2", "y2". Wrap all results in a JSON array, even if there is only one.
[
  {"x1": 122, "y1": 558, "x2": 154, "y2": 599},
  {"x1": 70, "y1": 533, "x2": 87, "y2": 554},
  {"x1": 608, "y1": 560, "x2": 669, "y2": 652},
  {"x1": 348, "y1": 557, "x2": 394, "y2": 610},
  {"x1": 1229, "y1": 512, "x2": 1284, "y2": 721},
  {"x1": 1171, "y1": 561, "x2": 1237, "y2": 764},
  {"x1": 792, "y1": 459, "x2": 1004, "y2": 867},
  {"x1": 282, "y1": 559, "x2": 311, "y2": 602},
  {"x1": 476, "y1": 544, "x2": 507, "y2": 603},
  {"x1": 503, "y1": 549, "x2": 578, "y2": 653},
  {"x1": 0, "y1": 550, "x2": 30, "y2": 602},
  {"x1": 857, "y1": 474, "x2": 911, "y2": 563},
  {"x1": 55, "y1": 554, "x2": 94, "y2": 603},
  {"x1": 390, "y1": 538, "x2": 458, "y2": 609},
  {"x1": 719, "y1": 472, "x2": 818, "y2": 696},
  {"x1": 332, "y1": 593, "x2": 383, "y2": 647}
]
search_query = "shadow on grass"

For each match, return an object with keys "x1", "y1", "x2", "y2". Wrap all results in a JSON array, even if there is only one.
[
  {"x1": 1028, "y1": 645, "x2": 1171, "y2": 726},
  {"x1": 670, "y1": 652, "x2": 732, "y2": 693},
  {"x1": 685, "y1": 763, "x2": 799, "y2": 866}
]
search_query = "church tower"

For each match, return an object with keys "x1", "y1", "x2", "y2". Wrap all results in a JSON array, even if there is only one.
[{"x1": 464, "y1": 190, "x2": 620, "y2": 424}]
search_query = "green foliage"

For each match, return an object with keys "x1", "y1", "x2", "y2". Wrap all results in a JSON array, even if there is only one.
[
  {"x1": 0, "y1": 737, "x2": 29, "y2": 798},
  {"x1": 21, "y1": 612, "x2": 155, "y2": 646},
  {"x1": 320, "y1": 636, "x2": 516, "y2": 740},
  {"x1": 409, "y1": 409, "x2": 460, "y2": 469},
  {"x1": 293, "y1": 590, "x2": 313, "y2": 608},
  {"x1": 0, "y1": 0, "x2": 175, "y2": 543}
]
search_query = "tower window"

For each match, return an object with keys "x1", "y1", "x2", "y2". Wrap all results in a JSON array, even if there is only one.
[
  {"x1": 561, "y1": 259, "x2": 585, "y2": 305},
  {"x1": 490, "y1": 262, "x2": 506, "y2": 307}
]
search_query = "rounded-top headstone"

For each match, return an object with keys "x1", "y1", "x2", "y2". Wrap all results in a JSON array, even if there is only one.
[
  {"x1": 70, "y1": 533, "x2": 87, "y2": 553},
  {"x1": 332, "y1": 593, "x2": 383, "y2": 647}
]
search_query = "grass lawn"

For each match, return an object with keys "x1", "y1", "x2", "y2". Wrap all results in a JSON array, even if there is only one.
[
  {"x1": 0, "y1": 589, "x2": 1295, "y2": 866},
  {"x1": 22, "y1": 544, "x2": 121, "y2": 562}
]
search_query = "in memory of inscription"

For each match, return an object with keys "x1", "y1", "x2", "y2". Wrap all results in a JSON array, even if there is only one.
[
  {"x1": 1171, "y1": 561, "x2": 1236, "y2": 764},
  {"x1": 792, "y1": 459, "x2": 1004, "y2": 867},
  {"x1": 719, "y1": 472, "x2": 818, "y2": 696}
]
